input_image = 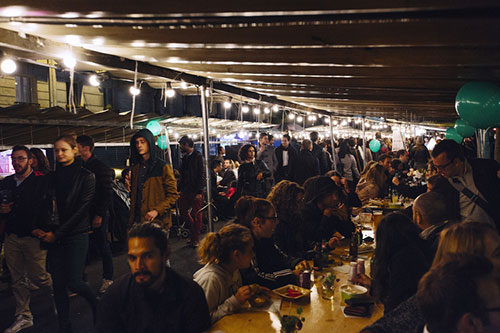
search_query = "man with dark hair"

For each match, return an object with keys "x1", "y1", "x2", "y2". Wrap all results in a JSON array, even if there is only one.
[
  {"x1": 220, "y1": 158, "x2": 236, "y2": 187},
  {"x1": 209, "y1": 159, "x2": 230, "y2": 218},
  {"x1": 77, "y1": 135, "x2": 115, "y2": 293},
  {"x1": 96, "y1": 222, "x2": 211, "y2": 333},
  {"x1": 274, "y1": 133, "x2": 298, "y2": 182},
  {"x1": 431, "y1": 139, "x2": 500, "y2": 230},
  {"x1": 178, "y1": 135, "x2": 205, "y2": 247},
  {"x1": 257, "y1": 132, "x2": 278, "y2": 185},
  {"x1": 129, "y1": 129, "x2": 178, "y2": 229},
  {"x1": 417, "y1": 255, "x2": 500, "y2": 333},
  {"x1": 310, "y1": 131, "x2": 330, "y2": 175},
  {"x1": 1, "y1": 145, "x2": 53, "y2": 333},
  {"x1": 396, "y1": 149, "x2": 409, "y2": 170}
]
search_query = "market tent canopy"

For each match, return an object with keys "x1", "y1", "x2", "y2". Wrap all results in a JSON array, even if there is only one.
[{"x1": 1, "y1": 1, "x2": 500, "y2": 123}]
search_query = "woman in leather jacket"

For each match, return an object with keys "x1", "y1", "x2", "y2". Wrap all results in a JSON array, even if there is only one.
[
  {"x1": 40, "y1": 134, "x2": 97, "y2": 332},
  {"x1": 236, "y1": 144, "x2": 271, "y2": 198}
]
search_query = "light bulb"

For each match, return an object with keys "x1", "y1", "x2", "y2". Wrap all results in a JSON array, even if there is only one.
[
  {"x1": 63, "y1": 55, "x2": 76, "y2": 69},
  {"x1": 297, "y1": 116, "x2": 303, "y2": 122},
  {"x1": 1, "y1": 59, "x2": 16, "y2": 74},
  {"x1": 223, "y1": 100, "x2": 231, "y2": 109},
  {"x1": 264, "y1": 107, "x2": 270, "y2": 114},
  {"x1": 180, "y1": 81, "x2": 188, "y2": 89},
  {"x1": 193, "y1": 134, "x2": 198, "y2": 139},
  {"x1": 205, "y1": 90, "x2": 210, "y2": 97},
  {"x1": 165, "y1": 83, "x2": 175, "y2": 97},
  {"x1": 333, "y1": 120, "x2": 338, "y2": 125},
  {"x1": 242, "y1": 105, "x2": 249, "y2": 113},
  {"x1": 88, "y1": 74, "x2": 100, "y2": 87},
  {"x1": 272, "y1": 105, "x2": 279, "y2": 112},
  {"x1": 129, "y1": 86, "x2": 140, "y2": 96},
  {"x1": 174, "y1": 132, "x2": 179, "y2": 139},
  {"x1": 253, "y1": 107, "x2": 260, "y2": 115},
  {"x1": 311, "y1": 115, "x2": 317, "y2": 121},
  {"x1": 288, "y1": 113, "x2": 295, "y2": 120}
]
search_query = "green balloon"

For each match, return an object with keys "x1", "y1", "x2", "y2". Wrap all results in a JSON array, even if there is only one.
[
  {"x1": 157, "y1": 135, "x2": 168, "y2": 149},
  {"x1": 445, "y1": 127, "x2": 463, "y2": 144},
  {"x1": 369, "y1": 139, "x2": 381, "y2": 153},
  {"x1": 455, "y1": 81, "x2": 500, "y2": 129},
  {"x1": 146, "y1": 120, "x2": 162, "y2": 136},
  {"x1": 454, "y1": 119, "x2": 476, "y2": 138}
]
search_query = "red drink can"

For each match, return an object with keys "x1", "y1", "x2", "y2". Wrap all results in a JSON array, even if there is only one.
[{"x1": 298, "y1": 270, "x2": 311, "y2": 289}]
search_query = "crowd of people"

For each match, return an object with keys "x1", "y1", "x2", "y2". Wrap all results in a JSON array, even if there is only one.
[{"x1": 0, "y1": 127, "x2": 499, "y2": 333}]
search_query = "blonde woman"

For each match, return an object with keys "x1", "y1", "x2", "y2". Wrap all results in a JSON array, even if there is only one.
[
  {"x1": 356, "y1": 164, "x2": 387, "y2": 205},
  {"x1": 194, "y1": 224, "x2": 267, "y2": 323}
]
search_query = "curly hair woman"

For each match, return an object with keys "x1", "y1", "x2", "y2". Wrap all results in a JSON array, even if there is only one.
[{"x1": 267, "y1": 180, "x2": 306, "y2": 257}]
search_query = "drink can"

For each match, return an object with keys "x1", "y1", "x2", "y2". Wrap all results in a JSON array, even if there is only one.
[
  {"x1": 348, "y1": 262, "x2": 358, "y2": 281},
  {"x1": 298, "y1": 270, "x2": 311, "y2": 289},
  {"x1": 357, "y1": 259, "x2": 365, "y2": 275}
]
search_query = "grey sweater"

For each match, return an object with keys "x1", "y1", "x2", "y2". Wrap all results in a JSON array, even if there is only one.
[{"x1": 193, "y1": 263, "x2": 243, "y2": 323}]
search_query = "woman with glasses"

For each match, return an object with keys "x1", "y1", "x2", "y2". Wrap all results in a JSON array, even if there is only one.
[
  {"x1": 40, "y1": 135, "x2": 97, "y2": 332},
  {"x1": 234, "y1": 196, "x2": 308, "y2": 289}
]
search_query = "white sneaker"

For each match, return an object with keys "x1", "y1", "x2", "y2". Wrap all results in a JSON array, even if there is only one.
[
  {"x1": 4, "y1": 315, "x2": 33, "y2": 333},
  {"x1": 98, "y1": 279, "x2": 113, "y2": 294}
]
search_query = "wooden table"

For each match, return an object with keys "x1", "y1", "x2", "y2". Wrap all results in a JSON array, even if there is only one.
[{"x1": 208, "y1": 243, "x2": 383, "y2": 333}]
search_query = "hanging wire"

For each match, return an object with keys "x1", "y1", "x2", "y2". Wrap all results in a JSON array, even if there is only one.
[{"x1": 130, "y1": 61, "x2": 138, "y2": 129}]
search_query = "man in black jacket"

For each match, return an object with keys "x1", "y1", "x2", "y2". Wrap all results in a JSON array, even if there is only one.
[
  {"x1": 77, "y1": 135, "x2": 115, "y2": 293},
  {"x1": 274, "y1": 134, "x2": 298, "y2": 182},
  {"x1": 310, "y1": 131, "x2": 330, "y2": 175},
  {"x1": 431, "y1": 139, "x2": 500, "y2": 231},
  {"x1": 178, "y1": 135, "x2": 205, "y2": 247},
  {"x1": 96, "y1": 222, "x2": 211, "y2": 333},
  {"x1": 1, "y1": 146, "x2": 53, "y2": 333}
]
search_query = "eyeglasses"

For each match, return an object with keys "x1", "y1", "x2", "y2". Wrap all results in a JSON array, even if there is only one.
[
  {"x1": 433, "y1": 159, "x2": 455, "y2": 171},
  {"x1": 11, "y1": 157, "x2": 28, "y2": 162}
]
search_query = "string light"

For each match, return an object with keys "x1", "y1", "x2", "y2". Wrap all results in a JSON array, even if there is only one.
[
  {"x1": 242, "y1": 104, "x2": 249, "y2": 113},
  {"x1": 129, "y1": 86, "x2": 140, "y2": 96},
  {"x1": 88, "y1": 74, "x2": 100, "y2": 87},
  {"x1": 288, "y1": 113, "x2": 295, "y2": 120},
  {"x1": 297, "y1": 116, "x2": 303, "y2": 122},
  {"x1": 253, "y1": 107, "x2": 261, "y2": 115},
  {"x1": 62, "y1": 54, "x2": 76, "y2": 69},
  {"x1": 333, "y1": 120, "x2": 338, "y2": 125},
  {"x1": 1, "y1": 58, "x2": 16, "y2": 74},
  {"x1": 272, "y1": 105, "x2": 279, "y2": 112},
  {"x1": 223, "y1": 98, "x2": 232, "y2": 109},
  {"x1": 264, "y1": 107, "x2": 270, "y2": 114},
  {"x1": 180, "y1": 81, "x2": 188, "y2": 89},
  {"x1": 166, "y1": 82, "x2": 175, "y2": 98}
]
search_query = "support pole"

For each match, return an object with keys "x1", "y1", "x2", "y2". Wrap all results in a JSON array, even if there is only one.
[
  {"x1": 329, "y1": 115, "x2": 337, "y2": 172},
  {"x1": 362, "y1": 116, "x2": 367, "y2": 163},
  {"x1": 200, "y1": 85, "x2": 213, "y2": 232}
]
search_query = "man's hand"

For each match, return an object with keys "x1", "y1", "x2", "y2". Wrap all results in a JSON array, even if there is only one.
[
  {"x1": 31, "y1": 228, "x2": 46, "y2": 238},
  {"x1": 144, "y1": 210, "x2": 159, "y2": 222},
  {"x1": 392, "y1": 176, "x2": 400, "y2": 186},
  {"x1": 256, "y1": 172, "x2": 263, "y2": 181},
  {"x1": 92, "y1": 216, "x2": 103, "y2": 229},
  {"x1": 41, "y1": 231, "x2": 56, "y2": 243},
  {"x1": 0, "y1": 202, "x2": 13, "y2": 214}
]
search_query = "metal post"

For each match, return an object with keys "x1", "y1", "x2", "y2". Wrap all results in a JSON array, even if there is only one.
[
  {"x1": 329, "y1": 115, "x2": 337, "y2": 172},
  {"x1": 200, "y1": 85, "x2": 214, "y2": 232},
  {"x1": 163, "y1": 125, "x2": 173, "y2": 165},
  {"x1": 362, "y1": 116, "x2": 367, "y2": 163}
]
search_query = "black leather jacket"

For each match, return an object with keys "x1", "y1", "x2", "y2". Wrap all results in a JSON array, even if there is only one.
[{"x1": 46, "y1": 161, "x2": 95, "y2": 240}]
